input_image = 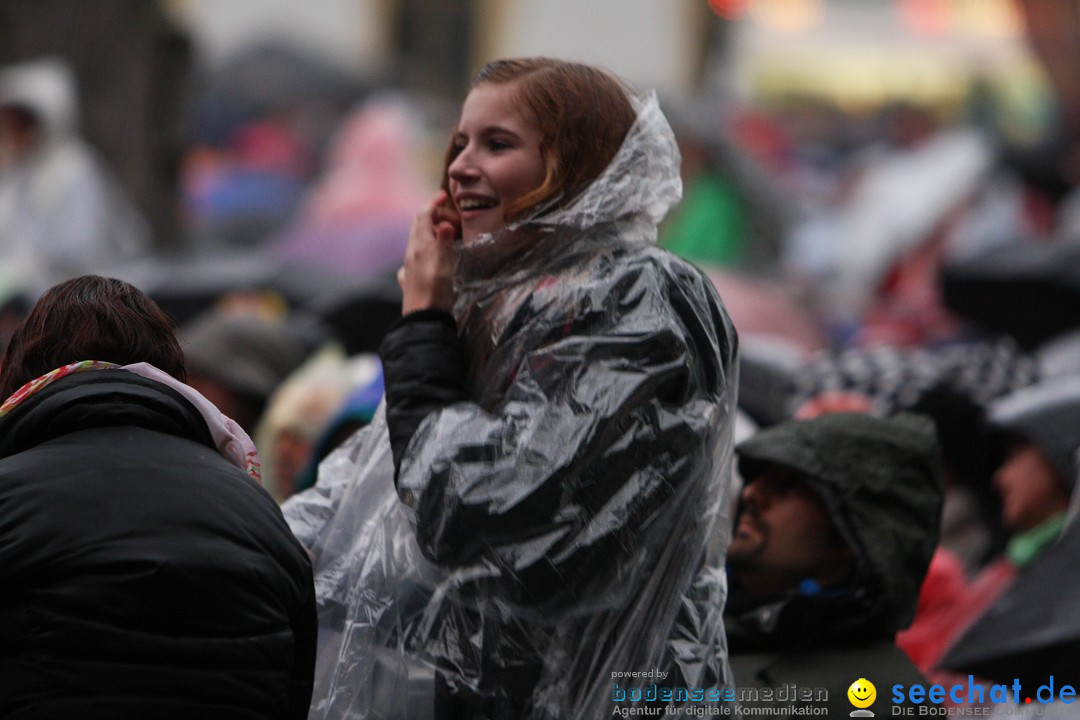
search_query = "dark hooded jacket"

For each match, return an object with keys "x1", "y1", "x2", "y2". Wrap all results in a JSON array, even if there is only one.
[
  {"x1": 0, "y1": 370, "x2": 317, "y2": 720},
  {"x1": 726, "y1": 412, "x2": 943, "y2": 717}
]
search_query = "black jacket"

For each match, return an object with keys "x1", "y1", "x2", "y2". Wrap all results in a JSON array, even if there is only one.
[{"x1": 0, "y1": 370, "x2": 317, "y2": 720}]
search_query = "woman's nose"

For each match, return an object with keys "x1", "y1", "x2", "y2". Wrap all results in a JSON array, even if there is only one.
[{"x1": 448, "y1": 148, "x2": 478, "y2": 183}]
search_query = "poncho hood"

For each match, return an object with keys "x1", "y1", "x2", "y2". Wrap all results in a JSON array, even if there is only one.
[
  {"x1": 452, "y1": 91, "x2": 681, "y2": 286},
  {"x1": 451, "y1": 91, "x2": 684, "y2": 396}
]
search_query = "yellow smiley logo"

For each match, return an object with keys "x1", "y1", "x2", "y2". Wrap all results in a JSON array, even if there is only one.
[{"x1": 848, "y1": 678, "x2": 876, "y2": 709}]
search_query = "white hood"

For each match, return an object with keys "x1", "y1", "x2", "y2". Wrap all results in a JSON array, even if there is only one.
[{"x1": 0, "y1": 57, "x2": 80, "y2": 144}]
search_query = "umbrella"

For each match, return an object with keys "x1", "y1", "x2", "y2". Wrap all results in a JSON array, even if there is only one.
[
  {"x1": 193, "y1": 41, "x2": 367, "y2": 145},
  {"x1": 109, "y1": 251, "x2": 283, "y2": 327},
  {"x1": 110, "y1": 250, "x2": 401, "y2": 354},
  {"x1": 737, "y1": 339, "x2": 804, "y2": 427},
  {"x1": 941, "y1": 243, "x2": 1080, "y2": 350},
  {"x1": 938, "y1": 516, "x2": 1080, "y2": 689},
  {"x1": 275, "y1": 265, "x2": 401, "y2": 356}
]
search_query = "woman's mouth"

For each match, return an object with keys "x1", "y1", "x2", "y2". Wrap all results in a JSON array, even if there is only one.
[{"x1": 456, "y1": 197, "x2": 498, "y2": 213}]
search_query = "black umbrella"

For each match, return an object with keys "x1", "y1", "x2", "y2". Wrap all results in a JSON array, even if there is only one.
[
  {"x1": 941, "y1": 243, "x2": 1080, "y2": 350},
  {"x1": 269, "y1": 264, "x2": 401, "y2": 355},
  {"x1": 111, "y1": 250, "x2": 401, "y2": 354},
  {"x1": 193, "y1": 41, "x2": 367, "y2": 145},
  {"x1": 110, "y1": 251, "x2": 283, "y2": 326},
  {"x1": 938, "y1": 515, "x2": 1080, "y2": 690}
]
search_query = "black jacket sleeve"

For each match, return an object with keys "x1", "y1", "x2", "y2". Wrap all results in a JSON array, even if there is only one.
[{"x1": 378, "y1": 309, "x2": 470, "y2": 480}]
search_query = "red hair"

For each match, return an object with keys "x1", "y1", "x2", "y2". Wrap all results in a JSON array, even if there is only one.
[{"x1": 443, "y1": 57, "x2": 638, "y2": 219}]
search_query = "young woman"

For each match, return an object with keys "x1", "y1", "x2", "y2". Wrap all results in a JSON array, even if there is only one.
[
  {"x1": 0, "y1": 275, "x2": 316, "y2": 720},
  {"x1": 285, "y1": 58, "x2": 739, "y2": 719}
]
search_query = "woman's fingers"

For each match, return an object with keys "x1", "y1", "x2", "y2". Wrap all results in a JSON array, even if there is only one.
[
  {"x1": 400, "y1": 191, "x2": 458, "y2": 314},
  {"x1": 432, "y1": 196, "x2": 462, "y2": 238},
  {"x1": 434, "y1": 220, "x2": 456, "y2": 246}
]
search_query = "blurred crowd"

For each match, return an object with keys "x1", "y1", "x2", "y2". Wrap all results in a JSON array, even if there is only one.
[{"x1": 2, "y1": 0, "x2": 1080, "y2": 714}]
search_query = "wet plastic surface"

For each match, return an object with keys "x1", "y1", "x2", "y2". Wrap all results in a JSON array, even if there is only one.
[{"x1": 284, "y1": 92, "x2": 739, "y2": 719}]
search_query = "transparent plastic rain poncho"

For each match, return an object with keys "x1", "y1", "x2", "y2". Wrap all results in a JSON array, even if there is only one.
[{"x1": 283, "y1": 91, "x2": 739, "y2": 719}]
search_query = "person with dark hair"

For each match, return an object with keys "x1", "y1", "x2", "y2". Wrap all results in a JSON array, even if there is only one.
[
  {"x1": 0, "y1": 274, "x2": 186, "y2": 398},
  {"x1": 725, "y1": 413, "x2": 943, "y2": 717},
  {"x1": 0, "y1": 275, "x2": 317, "y2": 719},
  {"x1": 284, "y1": 58, "x2": 738, "y2": 718}
]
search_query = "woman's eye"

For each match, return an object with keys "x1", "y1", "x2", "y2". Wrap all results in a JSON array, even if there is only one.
[{"x1": 489, "y1": 139, "x2": 511, "y2": 151}]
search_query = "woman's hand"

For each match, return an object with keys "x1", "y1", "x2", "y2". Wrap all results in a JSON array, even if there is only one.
[{"x1": 398, "y1": 191, "x2": 460, "y2": 314}]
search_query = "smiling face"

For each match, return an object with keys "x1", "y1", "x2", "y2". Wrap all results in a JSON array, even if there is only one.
[
  {"x1": 447, "y1": 81, "x2": 547, "y2": 244},
  {"x1": 847, "y1": 679, "x2": 876, "y2": 708}
]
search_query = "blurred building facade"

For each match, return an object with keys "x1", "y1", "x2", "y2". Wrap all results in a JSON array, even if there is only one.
[
  {"x1": 167, "y1": 0, "x2": 716, "y2": 96},
  {"x1": 164, "y1": 0, "x2": 1042, "y2": 135},
  {"x1": 729, "y1": 0, "x2": 1043, "y2": 135},
  {"x1": 0, "y1": 0, "x2": 1048, "y2": 252}
]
